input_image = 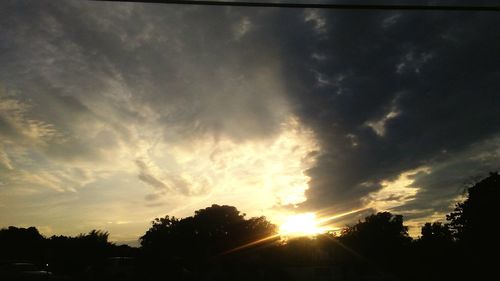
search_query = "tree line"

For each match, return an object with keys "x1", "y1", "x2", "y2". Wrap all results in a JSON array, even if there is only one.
[{"x1": 1, "y1": 172, "x2": 498, "y2": 281}]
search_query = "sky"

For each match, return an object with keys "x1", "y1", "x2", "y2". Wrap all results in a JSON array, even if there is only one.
[{"x1": 0, "y1": 0, "x2": 499, "y2": 244}]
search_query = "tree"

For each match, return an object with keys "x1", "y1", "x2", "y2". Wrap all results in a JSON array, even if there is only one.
[
  {"x1": 140, "y1": 204, "x2": 277, "y2": 260},
  {"x1": 79, "y1": 229, "x2": 110, "y2": 244},
  {"x1": 339, "y1": 211, "x2": 412, "y2": 275},
  {"x1": 140, "y1": 216, "x2": 180, "y2": 249},
  {"x1": 420, "y1": 222, "x2": 453, "y2": 243},
  {"x1": 46, "y1": 230, "x2": 115, "y2": 276},
  {"x1": 442, "y1": 172, "x2": 500, "y2": 280},
  {"x1": 139, "y1": 205, "x2": 277, "y2": 281},
  {"x1": 0, "y1": 226, "x2": 46, "y2": 261},
  {"x1": 341, "y1": 212, "x2": 411, "y2": 246},
  {"x1": 446, "y1": 172, "x2": 500, "y2": 243}
]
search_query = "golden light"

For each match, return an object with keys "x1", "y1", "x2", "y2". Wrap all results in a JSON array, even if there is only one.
[
  {"x1": 277, "y1": 208, "x2": 368, "y2": 237},
  {"x1": 316, "y1": 208, "x2": 368, "y2": 225},
  {"x1": 279, "y1": 213, "x2": 325, "y2": 236}
]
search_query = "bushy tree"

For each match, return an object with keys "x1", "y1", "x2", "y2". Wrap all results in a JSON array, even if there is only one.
[
  {"x1": 140, "y1": 204, "x2": 277, "y2": 260},
  {"x1": 339, "y1": 211, "x2": 411, "y2": 272},
  {"x1": 0, "y1": 226, "x2": 45, "y2": 261},
  {"x1": 446, "y1": 172, "x2": 499, "y2": 243},
  {"x1": 420, "y1": 222, "x2": 453, "y2": 243},
  {"x1": 443, "y1": 172, "x2": 499, "y2": 280},
  {"x1": 341, "y1": 212, "x2": 411, "y2": 246}
]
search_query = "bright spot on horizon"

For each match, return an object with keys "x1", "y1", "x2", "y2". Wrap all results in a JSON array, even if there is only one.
[{"x1": 279, "y1": 213, "x2": 325, "y2": 236}]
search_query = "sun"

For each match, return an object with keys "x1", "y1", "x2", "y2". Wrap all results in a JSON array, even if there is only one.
[{"x1": 279, "y1": 213, "x2": 325, "y2": 236}]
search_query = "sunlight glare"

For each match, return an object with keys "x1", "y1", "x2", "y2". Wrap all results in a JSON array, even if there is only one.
[{"x1": 279, "y1": 213, "x2": 324, "y2": 236}]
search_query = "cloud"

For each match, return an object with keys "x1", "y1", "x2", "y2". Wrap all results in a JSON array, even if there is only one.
[
  {"x1": 304, "y1": 9, "x2": 327, "y2": 34},
  {"x1": 392, "y1": 136, "x2": 500, "y2": 215},
  {"x1": 232, "y1": 16, "x2": 252, "y2": 40},
  {"x1": 135, "y1": 159, "x2": 167, "y2": 190},
  {"x1": 364, "y1": 99, "x2": 401, "y2": 137},
  {"x1": 261, "y1": 9, "x2": 500, "y2": 221},
  {"x1": 0, "y1": 94, "x2": 57, "y2": 145},
  {"x1": 144, "y1": 193, "x2": 163, "y2": 202},
  {"x1": 0, "y1": 0, "x2": 499, "y2": 240},
  {"x1": 0, "y1": 143, "x2": 13, "y2": 170},
  {"x1": 362, "y1": 167, "x2": 429, "y2": 212}
]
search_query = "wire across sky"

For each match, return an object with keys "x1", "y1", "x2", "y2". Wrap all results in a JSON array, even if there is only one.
[{"x1": 92, "y1": 0, "x2": 500, "y2": 11}]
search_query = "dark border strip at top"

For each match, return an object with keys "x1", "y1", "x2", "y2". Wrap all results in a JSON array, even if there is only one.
[{"x1": 91, "y1": 0, "x2": 500, "y2": 11}]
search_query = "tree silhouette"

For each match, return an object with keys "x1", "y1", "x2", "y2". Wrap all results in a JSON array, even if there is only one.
[
  {"x1": 141, "y1": 205, "x2": 276, "y2": 257},
  {"x1": 447, "y1": 171, "x2": 499, "y2": 243},
  {"x1": 341, "y1": 212, "x2": 411, "y2": 251},
  {"x1": 0, "y1": 226, "x2": 45, "y2": 262},
  {"x1": 0, "y1": 226, "x2": 132, "y2": 280},
  {"x1": 413, "y1": 222, "x2": 455, "y2": 281},
  {"x1": 420, "y1": 222, "x2": 453, "y2": 243},
  {"x1": 139, "y1": 204, "x2": 277, "y2": 279},
  {"x1": 339, "y1": 212, "x2": 411, "y2": 278},
  {"x1": 46, "y1": 230, "x2": 118, "y2": 276},
  {"x1": 445, "y1": 172, "x2": 499, "y2": 280}
]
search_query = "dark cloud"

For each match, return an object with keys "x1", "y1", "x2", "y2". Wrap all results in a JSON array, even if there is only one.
[
  {"x1": 1, "y1": 1, "x2": 290, "y2": 145},
  {"x1": 266, "y1": 9, "x2": 500, "y2": 216}
]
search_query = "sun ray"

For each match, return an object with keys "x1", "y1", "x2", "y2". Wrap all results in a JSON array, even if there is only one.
[
  {"x1": 221, "y1": 233, "x2": 281, "y2": 255},
  {"x1": 316, "y1": 208, "x2": 368, "y2": 225}
]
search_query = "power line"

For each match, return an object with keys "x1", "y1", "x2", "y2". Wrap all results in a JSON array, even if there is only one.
[{"x1": 91, "y1": 0, "x2": 500, "y2": 11}]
